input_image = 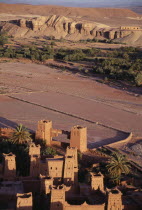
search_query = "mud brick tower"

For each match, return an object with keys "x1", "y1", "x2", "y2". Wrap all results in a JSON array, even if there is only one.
[
  {"x1": 91, "y1": 172, "x2": 104, "y2": 191},
  {"x1": 29, "y1": 143, "x2": 41, "y2": 178},
  {"x1": 46, "y1": 156, "x2": 64, "y2": 184},
  {"x1": 64, "y1": 155, "x2": 75, "y2": 185},
  {"x1": 17, "y1": 192, "x2": 33, "y2": 210},
  {"x1": 36, "y1": 120, "x2": 62, "y2": 145},
  {"x1": 40, "y1": 175, "x2": 53, "y2": 194},
  {"x1": 3, "y1": 153, "x2": 16, "y2": 179},
  {"x1": 107, "y1": 189, "x2": 123, "y2": 210},
  {"x1": 29, "y1": 143, "x2": 40, "y2": 156},
  {"x1": 64, "y1": 147, "x2": 78, "y2": 185},
  {"x1": 66, "y1": 147, "x2": 78, "y2": 168},
  {"x1": 50, "y1": 186, "x2": 65, "y2": 210},
  {"x1": 36, "y1": 120, "x2": 52, "y2": 145},
  {"x1": 70, "y1": 126, "x2": 87, "y2": 152}
]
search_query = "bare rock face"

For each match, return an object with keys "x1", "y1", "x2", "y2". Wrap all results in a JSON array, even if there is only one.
[
  {"x1": 0, "y1": 14, "x2": 142, "y2": 44},
  {"x1": 68, "y1": 22, "x2": 76, "y2": 34},
  {"x1": 19, "y1": 19, "x2": 26, "y2": 28},
  {"x1": 81, "y1": 23, "x2": 96, "y2": 35},
  {"x1": 120, "y1": 30, "x2": 132, "y2": 38},
  {"x1": 32, "y1": 16, "x2": 47, "y2": 31},
  {"x1": 108, "y1": 30, "x2": 116, "y2": 39}
]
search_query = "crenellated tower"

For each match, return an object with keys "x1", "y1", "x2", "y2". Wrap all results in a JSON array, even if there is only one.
[
  {"x1": 3, "y1": 153, "x2": 16, "y2": 180},
  {"x1": 70, "y1": 126, "x2": 87, "y2": 153},
  {"x1": 107, "y1": 189, "x2": 123, "y2": 210},
  {"x1": 29, "y1": 143, "x2": 40, "y2": 178}
]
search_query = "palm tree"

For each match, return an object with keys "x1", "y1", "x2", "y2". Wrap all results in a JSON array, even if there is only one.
[
  {"x1": 11, "y1": 124, "x2": 32, "y2": 144},
  {"x1": 107, "y1": 152, "x2": 131, "y2": 185}
]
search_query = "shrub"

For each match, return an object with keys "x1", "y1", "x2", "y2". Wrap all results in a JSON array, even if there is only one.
[
  {"x1": 135, "y1": 73, "x2": 142, "y2": 86},
  {"x1": 41, "y1": 147, "x2": 57, "y2": 156}
]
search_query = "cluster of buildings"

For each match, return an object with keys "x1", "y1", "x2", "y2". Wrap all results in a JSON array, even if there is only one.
[
  {"x1": 0, "y1": 120, "x2": 88, "y2": 153},
  {"x1": 0, "y1": 120, "x2": 142, "y2": 209},
  {"x1": 35, "y1": 120, "x2": 88, "y2": 153},
  {"x1": 0, "y1": 142, "x2": 124, "y2": 210}
]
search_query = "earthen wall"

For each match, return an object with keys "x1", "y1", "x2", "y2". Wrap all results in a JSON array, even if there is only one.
[
  {"x1": 120, "y1": 26, "x2": 141, "y2": 30},
  {"x1": 3, "y1": 153, "x2": 16, "y2": 179},
  {"x1": 0, "y1": 128, "x2": 14, "y2": 138},
  {"x1": 70, "y1": 126, "x2": 87, "y2": 153},
  {"x1": 17, "y1": 192, "x2": 32, "y2": 210}
]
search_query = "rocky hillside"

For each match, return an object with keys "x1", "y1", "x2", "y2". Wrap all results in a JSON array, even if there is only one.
[
  {"x1": 0, "y1": 3, "x2": 142, "y2": 45},
  {"x1": 0, "y1": 15, "x2": 142, "y2": 43}
]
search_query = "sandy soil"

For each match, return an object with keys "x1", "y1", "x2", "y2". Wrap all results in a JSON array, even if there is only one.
[
  {"x1": 0, "y1": 3, "x2": 139, "y2": 19},
  {"x1": 0, "y1": 61, "x2": 142, "y2": 148},
  {"x1": 0, "y1": 3, "x2": 141, "y2": 27}
]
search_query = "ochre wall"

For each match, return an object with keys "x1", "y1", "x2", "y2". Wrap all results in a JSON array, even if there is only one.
[
  {"x1": 120, "y1": 26, "x2": 141, "y2": 30},
  {"x1": 105, "y1": 132, "x2": 132, "y2": 148},
  {"x1": 64, "y1": 202, "x2": 105, "y2": 210}
]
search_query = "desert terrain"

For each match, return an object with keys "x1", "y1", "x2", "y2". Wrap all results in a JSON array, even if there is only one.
[
  {"x1": 0, "y1": 61, "x2": 142, "y2": 148},
  {"x1": 0, "y1": 3, "x2": 142, "y2": 210},
  {"x1": 0, "y1": 3, "x2": 142, "y2": 149}
]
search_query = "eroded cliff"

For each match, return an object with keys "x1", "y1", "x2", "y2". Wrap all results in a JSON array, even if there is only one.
[{"x1": 0, "y1": 15, "x2": 142, "y2": 43}]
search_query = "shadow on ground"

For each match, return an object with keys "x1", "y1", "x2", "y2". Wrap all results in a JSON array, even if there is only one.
[
  {"x1": 0, "y1": 117, "x2": 34, "y2": 132},
  {"x1": 88, "y1": 131, "x2": 128, "y2": 149}
]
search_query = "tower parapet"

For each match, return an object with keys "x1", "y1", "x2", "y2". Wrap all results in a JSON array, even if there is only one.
[
  {"x1": 29, "y1": 143, "x2": 40, "y2": 157},
  {"x1": 107, "y1": 189, "x2": 123, "y2": 210},
  {"x1": 50, "y1": 185, "x2": 65, "y2": 210},
  {"x1": 3, "y1": 153, "x2": 16, "y2": 180},
  {"x1": 91, "y1": 172, "x2": 104, "y2": 191},
  {"x1": 17, "y1": 192, "x2": 32, "y2": 210}
]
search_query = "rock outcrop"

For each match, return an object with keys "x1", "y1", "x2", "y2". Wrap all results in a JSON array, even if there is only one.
[{"x1": 0, "y1": 15, "x2": 142, "y2": 44}]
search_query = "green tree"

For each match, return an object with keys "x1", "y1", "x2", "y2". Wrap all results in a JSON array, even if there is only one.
[
  {"x1": 0, "y1": 32, "x2": 8, "y2": 46},
  {"x1": 41, "y1": 147, "x2": 57, "y2": 156},
  {"x1": 107, "y1": 152, "x2": 131, "y2": 185},
  {"x1": 11, "y1": 124, "x2": 32, "y2": 144}
]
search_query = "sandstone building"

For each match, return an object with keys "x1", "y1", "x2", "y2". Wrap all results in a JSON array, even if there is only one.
[
  {"x1": 2, "y1": 153, "x2": 16, "y2": 180},
  {"x1": 36, "y1": 120, "x2": 87, "y2": 152},
  {"x1": 0, "y1": 142, "x2": 125, "y2": 210},
  {"x1": 120, "y1": 26, "x2": 141, "y2": 30},
  {"x1": 35, "y1": 120, "x2": 62, "y2": 145},
  {"x1": 17, "y1": 192, "x2": 33, "y2": 210},
  {"x1": 0, "y1": 120, "x2": 142, "y2": 209},
  {"x1": 70, "y1": 126, "x2": 87, "y2": 153}
]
